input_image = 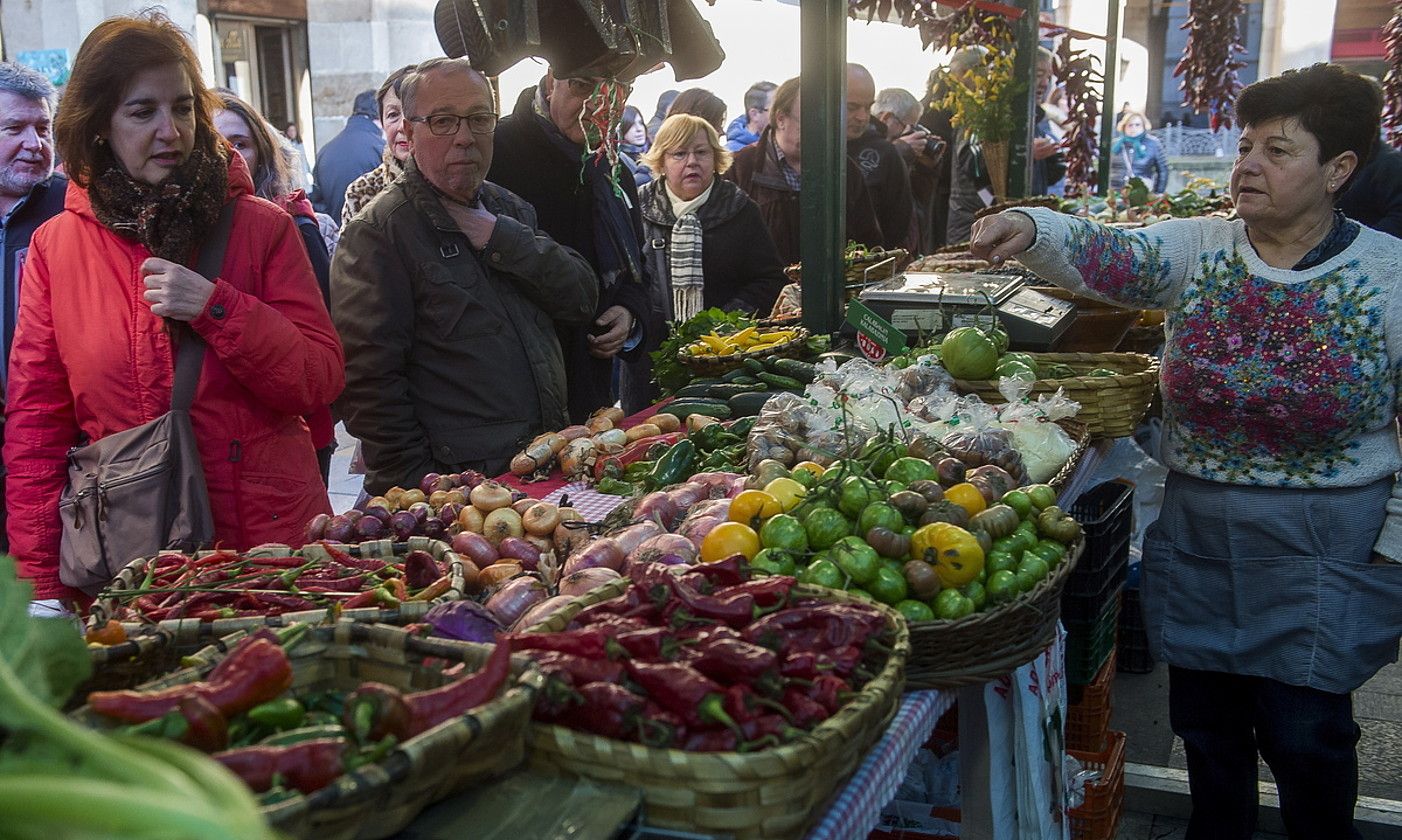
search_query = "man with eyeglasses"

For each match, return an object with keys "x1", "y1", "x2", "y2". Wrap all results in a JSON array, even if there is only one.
[
  {"x1": 491, "y1": 67, "x2": 657, "y2": 419},
  {"x1": 330, "y1": 58, "x2": 598, "y2": 494}
]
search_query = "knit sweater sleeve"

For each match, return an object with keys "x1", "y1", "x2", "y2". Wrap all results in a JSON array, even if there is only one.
[
  {"x1": 1373, "y1": 266, "x2": 1402, "y2": 561},
  {"x1": 1010, "y1": 207, "x2": 1203, "y2": 310}
]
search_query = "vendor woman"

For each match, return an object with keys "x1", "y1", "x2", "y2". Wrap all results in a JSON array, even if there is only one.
[{"x1": 970, "y1": 63, "x2": 1402, "y2": 840}]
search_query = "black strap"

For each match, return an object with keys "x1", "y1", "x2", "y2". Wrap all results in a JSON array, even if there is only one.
[{"x1": 171, "y1": 201, "x2": 237, "y2": 412}]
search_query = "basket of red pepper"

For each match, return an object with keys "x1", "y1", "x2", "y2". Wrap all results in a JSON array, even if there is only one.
[
  {"x1": 515, "y1": 559, "x2": 909, "y2": 840},
  {"x1": 70, "y1": 621, "x2": 540, "y2": 840}
]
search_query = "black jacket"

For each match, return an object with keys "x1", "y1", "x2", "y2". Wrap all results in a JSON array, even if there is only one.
[
  {"x1": 490, "y1": 86, "x2": 655, "y2": 422},
  {"x1": 848, "y1": 124, "x2": 916, "y2": 252},
  {"x1": 1340, "y1": 143, "x2": 1402, "y2": 238},
  {"x1": 2, "y1": 173, "x2": 66, "y2": 373},
  {"x1": 330, "y1": 161, "x2": 598, "y2": 493},
  {"x1": 311, "y1": 114, "x2": 385, "y2": 224}
]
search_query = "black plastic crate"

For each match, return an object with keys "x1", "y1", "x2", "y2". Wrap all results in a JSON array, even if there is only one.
[
  {"x1": 1067, "y1": 594, "x2": 1121, "y2": 687},
  {"x1": 1116, "y1": 586, "x2": 1155, "y2": 674},
  {"x1": 1062, "y1": 553, "x2": 1129, "y2": 624},
  {"x1": 1068, "y1": 480, "x2": 1134, "y2": 579}
]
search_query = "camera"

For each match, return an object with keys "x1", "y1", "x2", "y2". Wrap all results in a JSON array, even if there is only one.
[{"x1": 904, "y1": 125, "x2": 946, "y2": 160}]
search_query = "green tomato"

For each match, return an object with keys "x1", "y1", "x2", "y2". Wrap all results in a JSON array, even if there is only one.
[
  {"x1": 861, "y1": 439, "x2": 907, "y2": 476},
  {"x1": 1004, "y1": 528, "x2": 1037, "y2": 556},
  {"x1": 1015, "y1": 567, "x2": 1040, "y2": 594},
  {"x1": 1000, "y1": 489, "x2": 1033, "y2": 519},
  {"x1": 995, "y1": 359, "x2": 1036, "y2": 382},
  {"x1": 833, "y1": 536, "x2": 881, "y2": 585},
  {"x1": 858, "y1": 502, "x2": 906, "y2": 536},
  {"x1": 985, "y1": 548, "x2": 1018, "y2": 576},
  {"x1": 885, "y1": 480, "x2": 906, "y2": 497},
  {"x1": 838, "y1": 476, "x2": 883, "y2": 519},
  {"x1": 760, "y1": 514, "x2": 809, "y2": 553},
  {"x1": 961, "y1": 580, "x2": 987, "y2": 611},
  {"x1": 804, "y1": 508, "x2": 853, "y2": 550},
  {"x1": 846, "y1": 587, "x2": 877, "y2": 602},
  {"x1": 933, "y1": 587, "x2": 974, "y2": 620},
  {"x1": 896, "y1": 599, "x2": 936, "y2": 622},
  {"x1": 1024, "y1": 484, "x2": 1057, "y2": 511},
  {"x1": 939, "y1": 327, "x2": 1000, "y2": 379},
  {"x1": 801, "y1": 558, "x2": 845, "y2": 590},
  {"x1": 1018, "y1": 554, "x2": 1050, "y2": 585},
  {"x1": 752, "y1": 548, "x2": 797, "y2": 577},
  {"x1": 867, "y1": 565, "x2": 910, "y2": 605},
  {"x1": 1001, "y1": 352, "x2": 1037, "y2": 375},
  {"x1": 985, "y1": 570, "x2": 1019, "y2": 604},
  {"x1": 1029, "y1": 540, "x2": 1066, "y2": 568},
  {"x1": 790, "y1": 468, "x2": 817, "y2": 489},
  {"x1": 794, "y1": 501, "x2": 832, "y2": 524},
  {"x1": 884, "y1": 456, "x2": 938, "y2": 486}
]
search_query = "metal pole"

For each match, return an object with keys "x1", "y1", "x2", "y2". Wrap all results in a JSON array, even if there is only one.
[
  {"x1": 1008, "y1": 0, "x2": 1040, "y2": 198},
  {"x1": 1097, "y1": 0, "x2": 1121, "y2": 195},
  {"x1": 799, "y1": 0, "x2": 847, "y2": 336}
]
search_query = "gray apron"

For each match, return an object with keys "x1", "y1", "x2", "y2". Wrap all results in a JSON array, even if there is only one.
[{"x1": 1141, "y1": 471, "x2": 1402, "y2": 694}]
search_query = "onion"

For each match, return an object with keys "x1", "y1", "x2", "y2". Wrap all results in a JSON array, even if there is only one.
[
  {"x1": 593, "y1": 428, "x2": 627, "y2": 448},
  {"x1": 355, "y1": 515, "x2": 386, "y2": 540},
  {"x1": 457, "y1": 470, "x2": 486, "y2": 489},
  {"x1": 478, "y1": 561, "x2": 524, "y2": 589},
  {"x1": 343, "y1": 509, "x2": 364, "y2": 524},
  {"x1": 451, "y1": 531, "x2": 499, "y2": 569},
  {"x1": 419, "y1": 473, "x2": 443, "y2": 496},
  {"x1": 593, "y1": 406, "x2": 625, "y2": 425},
  {"x1": 486, "y1": 576, "x2": 547, "y2": 627},
  {"x1": 390, "y1": 511, "x2": 418, "y2": 541},
  {"x1": 384, "y1": 487, "x2": 406, "y2": 509},
  {"x1": 679, "y1": 515, "x2": 724, "y2": 550},
  {"x1": 686, "y1": 499, "x2": 731, "y2": 520},
  {"x1": 498, "y1": 537, "x2": 542, "y2": 570},
  {"x1": 561, "y1": 538, "x2": 625, "y2": 574},
  {"x1": 587, "y1": 415, "x2": 614, "y2": 434},
  {"x1": 522, "y1": 502, "x2": 560, "y2": 536},
  {"x1": 424, "y1": 600, "x2": 503, "y2": 643},
  {"x1": 426, "y1": 490, "x2": 449, "y2": 510},
  {"x1": 422, "y1": 518, "x2": 446, "y2": 540},
  {"x1": 438, "y1": 502, "x2": 463, "y2": 526},
  {"x1": 525, "y1": 534, "x2": 554, "y2": 554},
  {"x1": 366, "y1": 495, "x2": 391, "y2": 510},
  {"x1": 399, "y1": 488, "x2": 427, "y2": 507},
  {"x1": 305, "y1": 513, "x2": 331, "y2": 542},
  {"x1": 512, "y1": 497, "x2": 538, "y2": 516},
  {"x1": 458, "y1": 505, "x2": 485, "y2": 534},
  {"x1": 690, "y1": 472, "x2": 742, "y2": 490},
  {"x1": 483, "y1": 507, "x2": 524, "y2": 546},
  {"x1": 558, "y1": 567, "x2": 622, "y2": 598},
  {"x1": 630, "y1": 532, "x2": 698, "y2": 565},
  {"x1": 469, "y1": 480, "x2": 514, "y2": 512},
  {"x1": 631, "y1": 493, "x2": 678, "y2": 528},
  {"x1": 324, "y1": 515, "x2": 355, "y2": 544},
  {"x1": 512, "y1": 594, "x2": 577, "y2": 631},
  {"x1": 666, "y1": 483, "x2": 708, "y2": 511},
  {"x1": 610, "y1": 521, "x2": 664, "y2": 556},
  {"x1": 406, "y1": 502, "x2": 432, "y2": 525},
  {"x1": 554, "y1": 521, "x2": 591, "y2": 557}
]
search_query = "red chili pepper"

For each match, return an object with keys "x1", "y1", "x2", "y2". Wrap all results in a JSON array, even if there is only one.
[
  {"x1": 782, "y1": 687, "x2": 830, "y2": 728},
  {"x1": 399, "y1": 638, "x2": 512, "y2": 736},
  {"x1": 740, "y1": 713, "x2": 802, "y2": 744},
  {"x1": 666, "y1": 582, "x2": 755, "y2": 628},
  {"x1": 318, "y1": 541, "x2": 390, "y2": 573},
  {"x1": 612, "y1": 627, "x2": 684, "y2": 661},
  {"x1": 781, "y1": 651, "x2": 821, "y2": 680},
  {"x1": 121, "y1": 694, "x2": 229, "y2": 753},
  {"x1": 556, "y1": 681, "x2": 646, "y2": 740},
  {"x1": 682, "y1": 729, "x2": 739, "y2": 752},
  {"x1": 343, "y1": 681, "x2": 413, "y2": 742},
  {"x1": 526, "y1": 651, "x2": 626, "y2": 685},
  {"x1": 214, "y1": 739, "x2": 346, "y2": 793},
  {"x1": 808, "y1": 674, "x2": 851, "y2": 715},
  {"x1": 504, "y1": 628, "x2": 610, "y2": 659},
  {"x1": 679, "y1": 555, "x2": 748, "y2": 589},
  {"x1": 238, "y1": 592, "x2": 319, "y2": 613},
  {"x1": 714, "y1": 576, "x2": 795, "y2": 610},
  {"x1": 575, "y1": 613, "x2": 649, "y2": 634},
  {"x1": 572, "y1": 587, "x2": 650, "y2": 625},
  {"x1": 401, "y1": 550, "x2": 442, "y2": 591},
  {"x1": 89, "y1": 637, "x2": 293, "y2": 723},
  {"x1": 723, "y1": 683, "x2": 759, "y2": 724},
  {"x1": 624, "y1": 660, "x2": 741, "y2": 732},
  {"x1": 678, "y1": 625, "x2": 741, "y2": 645},
  {"x1": 816, "y1": 646, "x2": 863, "y2": 678},
  {"x1": 692, "y1": 637, "x2": 778, "y2": 683}
]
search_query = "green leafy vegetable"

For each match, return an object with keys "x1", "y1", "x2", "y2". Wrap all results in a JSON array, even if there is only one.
[{"x1": 651, "y1": 308, "x2": 756, "y2": 395}]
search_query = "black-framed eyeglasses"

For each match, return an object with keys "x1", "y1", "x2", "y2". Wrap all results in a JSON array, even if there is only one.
[{"x1": 410, "y1": 112, "x2": 498, "y2": 136}]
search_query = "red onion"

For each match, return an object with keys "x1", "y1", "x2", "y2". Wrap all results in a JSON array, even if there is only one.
[
  {"x1": 690, "y1": 472, "x2": 743, "y2": 490},
  {"x1": 686, "y1": 499, "x2": 731, "y2": 520},
  {"x1": 561, "y1": 537, "x2": 625, "y2": 574},
  {"x1": 419, "y1": 472, "x2": 442, "y2": 496},
  {"x1": 485, "y1": 577, "x2": 547, "y2": 627},
  {"x1": 343, "y1": 509, "x2": 364, "y2": 524},
  {"x1": 629, "y1": 532, "x2": 698, "y2": 566},
  {"x1": 438, "y1": 502, "x2": 464, "y2": 526},
  {"x1": 324, "y1": 515, "x2": 355, "y2": 544},
  {"x1": 631, "y1": 492, "x2": 679, "y2": 528},
  {"x1": 666, "y1": 483, "x2": 708, "y2": 511},
  {"x1": 679, "y1": 515, "x2": 724, "y2": 550},
  {"x1": 355, "y1": 515, "x2": 386, "y2": 540},
  {"x1": 422, "y1": 518, "x2": 446, "y2": 540},
  {"x1": 497, "y1": 536, "x2": 542, "y2": 570},
  {"x1": 610, "y1": 521, "x2": 664, "y2": 556},
  {"x1": 558, "y1": 567, "x2": 622, "y2": 598},
  {"x1": 450, "y1": 531, "x2": 499, "y2": 570},
  {"x1": 305, "y1": 513, "x2": 331, "y2": 542},
  {"x1": 390, "y1": 511, "x2": 418, "y2": 542},
  {"x1": 512, "y1": 594, "x2": 577, "y2": 631}
]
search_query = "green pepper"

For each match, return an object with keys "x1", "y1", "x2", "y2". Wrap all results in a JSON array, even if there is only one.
[
  {"x1": 245, "y1": 698, "x2": 306, "y2": 731},
  {"x1": 596, "y1": 477, "x2": 636, "y2": 496},
  {"x1": 729, "y1": 416, "x2": 757, "y2": 437},
  {"x1": 646, "y1": 439, "x2": 697, "y2": 490},
  {"x1": 624, "y1": 460, "x2": 655, "y2": 480}
]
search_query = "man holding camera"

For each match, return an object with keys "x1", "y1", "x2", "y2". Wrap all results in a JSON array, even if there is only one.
[
  {"x1": 846, "y1": 64, "x2": 917, "y2": 253},
  {"x1": 872, "y1": 87, "x2": 946, "y2": 254}
]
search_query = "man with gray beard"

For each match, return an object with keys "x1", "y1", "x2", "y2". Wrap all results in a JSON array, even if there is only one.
[{"x1": 0, "y1": 61, "x2": 64, "y2": 554}]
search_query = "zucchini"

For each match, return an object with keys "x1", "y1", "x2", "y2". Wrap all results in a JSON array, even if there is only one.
[
  {"x1": 743, "y1": 357, "x2": 766, "y2": 374},
  {"x1": 721, "y1": 367, "x2": 753, "y2": 384},
  {"x1": 674, "y1": 382, "x2": 719, "y2": 398},
  {"x1": 756, "y1": 372, "x2": 804, "y2": 391},
  {"x1": 730, "y1": 375, "x2": 761, "y2": 386},
  {"x1": 728, "y1": 391, "x2": 776, "y2": 417},
  {"x1": 709, "y1": 382, "x2": 767, "y2": 400},
  {"x1": 768, "y1": 357, "x2": 818, "y2": 383},
  {"x1": 659, "y1": 400, "x2": 732, "y2": 421}
]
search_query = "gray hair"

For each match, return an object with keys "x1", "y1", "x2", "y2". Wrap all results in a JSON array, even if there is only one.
[
  {"x1": 874, "y1": 88, "x2": 922, "y2": 123},
  {"x1": 0, "y1": 62, "x2": 56, "y2": 109},
  {"x1": 400, "y1": 57, "x2": 493, "y2": 118},
  {"x1": 947, "y1": 47, "x2": 987, "y2": 77}
]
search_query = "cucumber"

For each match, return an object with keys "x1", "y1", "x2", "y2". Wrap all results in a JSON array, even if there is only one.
[
  {"x1": 768, "y1": 357, "x2": 818, "y2": 383},
  {"x1": 674, "y1": 382, "x2": 719, "y2": 398},
  {"x1": 721, "y1": 367, "x2": 754, "y2": 384},
  {"x1": 659, "y1": 400, "x2": 733, "y2": 421},
  {"x1": 728, "y1": 391, "x2": 776, "y2": 417},
  {"x1": 743, "y1": 357, "x2": 766, "y2": 374},
  {"x1": 756, "y1": 372, "x2": 804, "y2": 391},
  {"x1": 730, "y1": 375, "x2": 761, "y2": 386},
  {"x1": 709, "y1": 382, "x2": 768, "y2": 399}
]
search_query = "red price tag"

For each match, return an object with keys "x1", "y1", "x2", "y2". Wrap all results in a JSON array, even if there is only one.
[{"x1": 856, "y1": 332, "x2": 887, "y2": 362}]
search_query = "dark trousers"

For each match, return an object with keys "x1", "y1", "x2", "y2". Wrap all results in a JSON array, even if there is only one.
[
  {"x1": 316, "y1": 443, "x2": 334, "y2": 487},
  {"x1": 1169, "y1": 666, "x2": 1362, "y2": 840}
]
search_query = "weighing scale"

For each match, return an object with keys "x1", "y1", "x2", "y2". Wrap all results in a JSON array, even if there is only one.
[{"x1": 856, "y1": 271, "x2": 1077, "y2": 351}]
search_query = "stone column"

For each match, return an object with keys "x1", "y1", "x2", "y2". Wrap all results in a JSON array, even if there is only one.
[{"x1": 305, "y1": 0, "x2": 441, "y2": 152}]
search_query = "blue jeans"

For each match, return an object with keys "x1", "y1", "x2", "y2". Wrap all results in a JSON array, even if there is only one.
[{"x1": 1169, "y1": 666, "x2": 1363, "y2": 840}]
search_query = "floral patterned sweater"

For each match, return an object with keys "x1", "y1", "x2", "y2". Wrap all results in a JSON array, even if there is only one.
[{"x1": 1013, "y1": 207, "x2": 1402, "y2": 560}]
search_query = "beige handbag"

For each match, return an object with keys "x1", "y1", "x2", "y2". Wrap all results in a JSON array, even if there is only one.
[{"x1": 57, "y1": 203, "x2": 234, "y2": 594}]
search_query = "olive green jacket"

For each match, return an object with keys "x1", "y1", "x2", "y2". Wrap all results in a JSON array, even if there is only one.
[{"x1": 331, "y1": 160, "x2": 597, "y2": 493}]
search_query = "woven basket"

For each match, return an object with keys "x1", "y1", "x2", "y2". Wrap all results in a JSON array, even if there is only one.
[
  {"x1": 525, "y1": 578, "x2": 909, "y2": 840},
  {"x1": 954, "y1": 353, "x2": 1159, "y2": 438},
  {"x1": 72, "y1": 622, "x2": 540, "y2": 840},
  {"x1": 905, "y1": 540, "x2": 1082, "y2": 690},
  {"x1": 86, "y1": 538, "x2": 467, "y2": 661},
  {"x1": 677, "y1": 326, "x2": 811, "y2": 376},
  {"x1": 1046, "y1": 419, "x2": 1091, "y2": 494}
]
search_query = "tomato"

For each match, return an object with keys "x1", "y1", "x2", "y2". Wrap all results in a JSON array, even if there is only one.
[
  {"x1": 792, "y1": 461, "x2": 827, "y2": 481},
  {"x1": 1017, "y1": 554, "x2": 1050, "y2": 587},
  {"x1": 1024, "y1": 484, "x2": 1057, "y2": 511},
  {"x1": 800, "y1": 558, "x2": 845, "y2": 590},
  {"x1": 764, "y1": 477, "x2": 808, "y2": 512},
  {"x1": 867, "y1": 565, "x2": 910, "y2": 605},
  {"x1": 985, "y1": 569, "x2": 1019, "y2": 605},
  {"x1": 933, "y1": 588, "x2": 974, "y2": 620},
  {"x1": 794, "y1": 501, "x2": 833, "y2": 524},
  {"x1": 896, "y1": 599, "x2": 936, "y2": 623},
  {"x1": 752, "y1": 548, "x2": 797, "y2": 577},
  {"x1": 730, "y1": 489, "x2": 783, "y2": 527},
  {"x1": 789, "y1": 468, "x2": 817, "y2": 489},
  {"x1": 984, "y1": 548, "x2": 1018, "y2": 576},
  {"x1": 759, "y1": 514, "x2": 809, "y2": 553},
  {"x1": 1030, "y1": 540, "x2": 1066, "y2": 568},
  {"x1": 833, "y1": 536, "x2": 881, "y2": 586},
  {"x1": 884, "y1": 456, "x2": 938, "y2": 486},
  {"x1": 910, "y1": 522, "x2": 985, "y2": 588},
  {"x1": 858, "y1": 502, "x2": 905, "y2": 536},
  {"x1": 1002, "y1": 528, "x2": 1037, "y2": 557},
  {"x1": 84, "y1": 619, "x2": 127, "y2": 646},
  {"x1": 1000, "y1": 489, "x2": 1033, "y2": 519},
  {"x1": 961, "y1": 580, "x2": 987, "y2": 611},
  {"x1": 700, "y1": 521, "x2": 760, "y2": 563},
  {"x1": 943, "y1": 482, "x2": 987, "y2": 516},
  {"x1": 805, "y1": 507, "x2": 854, "y2": 550},
  {"x1": 861, "y1": 438, "x2": 907, "y2": 476},
  {"x1": 838, "y1": 476, "x2": 883, "y2": 518}
]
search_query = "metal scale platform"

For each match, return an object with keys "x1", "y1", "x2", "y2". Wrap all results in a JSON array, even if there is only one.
[{"x1": 857, "y1": 271, "x2": 1077, "y2": 351}]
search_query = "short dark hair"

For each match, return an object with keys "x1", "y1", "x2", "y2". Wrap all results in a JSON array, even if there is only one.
[
  {"x1": 376, "y1": 66, "x2": 415, "y2": 121},
  {"x1": 352, "y1": 90, "x2": 378, "y2": 117},
  {"x1": 55, "y1": 11, "x2": 222, "y2": 187},
  {"x1": 399, "y1": 57, "x2": 493, "y2": 119},
  {"x1": 668, "y1": 88, "x2": 726, "y2": 134},
  {"x1": 0, "y1": 62, "x2": 55, "y2": 108},
  {"x1": 744, "y1": 81, "x2": 777, "y2": 113},
  {"x1": 1236, "y1": 63, "x2": 1382, "y2": 185}
]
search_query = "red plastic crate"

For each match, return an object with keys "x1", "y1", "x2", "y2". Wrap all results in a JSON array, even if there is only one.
[{"x1": 1068, "y1": 730, "x2": 1126, "y2": 840}]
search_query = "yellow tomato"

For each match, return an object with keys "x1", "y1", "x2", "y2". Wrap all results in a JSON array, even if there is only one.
[
  {"x1": 791, "y1": 461, "x2": 827, "y2": 480},
  {"x1": 701, "y1": 521, "x2": 761, "y2": 563},
  {"x1": 763, "y1": 477, "x2": 808, "y2": 512},
  {"x1": 944, "y1": 482, "x2": 988, "y2": 516},
  {"x1": 729, "y1": 489, "x2": 783, "y2": 527},
  {"x1": 909, "y1": 522, "x2": 985, "y2": 588}
]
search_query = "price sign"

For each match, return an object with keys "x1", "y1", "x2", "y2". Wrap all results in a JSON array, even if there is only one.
[
  {"x1": 845, "y1": 300, "x2": 907, "y2": 363},
  {"x1": 856, "y1": 332, "x2": 887, "y2": 362}
]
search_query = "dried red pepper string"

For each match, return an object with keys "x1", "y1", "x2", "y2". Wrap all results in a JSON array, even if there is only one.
[
  {"x1": 1174, "y1": 0, "x2": 1247, "y2": 131},
  {"x1": 1385, "y1": 3, "x2": 1402, "y2": 149}
]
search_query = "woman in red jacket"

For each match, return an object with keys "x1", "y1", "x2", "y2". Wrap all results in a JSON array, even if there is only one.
[{"x1": 5, "y1": 11, "x2": 345, "y2": 605}]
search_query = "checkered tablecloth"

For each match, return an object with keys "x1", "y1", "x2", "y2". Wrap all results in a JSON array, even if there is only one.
[
  {"x1": 535, "y1": 482, "x2": 630, "y2": 523},
  {"x1": 806, "y1": 689, "x2": 957, "y2": 840}
]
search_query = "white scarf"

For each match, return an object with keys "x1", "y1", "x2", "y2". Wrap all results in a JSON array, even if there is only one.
[{"x1": 666, "y1": 180, "x2": 712, "y2": 321}]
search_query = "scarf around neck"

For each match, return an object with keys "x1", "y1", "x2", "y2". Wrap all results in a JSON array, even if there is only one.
[
  {"x1": 88, "y1": 137, "x2": 228, "y2": 264},
  {"x1": 664, "y1": 179, "x2": 713, "y2": 321}
]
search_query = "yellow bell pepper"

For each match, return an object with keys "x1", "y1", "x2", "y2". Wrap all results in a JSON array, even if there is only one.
[
  {"x1": 700, "y1": 334, "x2": 730, "y2": 353},
  {"x1": 910, "y1": 522, "x2": 985, "y2": 589}
]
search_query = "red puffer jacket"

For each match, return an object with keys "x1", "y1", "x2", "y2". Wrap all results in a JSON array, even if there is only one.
[{"x1": 5, "y1": 153, "x2": 345, "y2": 601}]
